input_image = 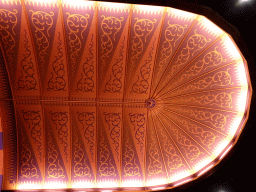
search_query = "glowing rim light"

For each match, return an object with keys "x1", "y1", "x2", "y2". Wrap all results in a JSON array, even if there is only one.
[
  {"x1": 222, "y1": 35, "x2": 242, "y2": 61},
  {"x1": 174, "y1": 178, "x2": 193, "y2": 187},
  {"x1": 151, "y1": 186, "x2": 166, "y2": 191},
  {"x1": 96, "y1": 181, "x2": 119, "y2": 188},
  {"x1": 121, "y1": 180, "x2": 144, "y2": 188},
  {"x1": 214, "y1": 139, "x2": 231, "y2": 158},
  {"x1": 193, "y1": 158, "x2": 213, "y2": 173},
  {"x1": 169, "y1": 7, "x2": 197, "y2": 20},
  {"x1": 63, "y1": 0, "x2": 95, "y2": 7},
  {"x1": 146, "y1": 178, "x2": 169, "y2": 187},
  {"x1": 133, "y1": 4, "x2": 165, "y2": 14},
  {"x1": 72, "y1": 181, "x2": 95, "y2": 188},
  {"x1": 197, "y1": 164, "x2": 214, "y2": 176},
  {"x1": 198, "y1": 16, "x2": 224, "y2": 37},
  {"x1": 170, "y1": 171, "x2": 191, "y2": 183},
  {"x1": 17, "y1": 183, "x2": 42, "y2": 190},
  {"x1": 43, "y1": 181, "x2": 68, "y2": 189},
  {"x1": 220, "y1": 145, "x2": 233, "y2": 160}
]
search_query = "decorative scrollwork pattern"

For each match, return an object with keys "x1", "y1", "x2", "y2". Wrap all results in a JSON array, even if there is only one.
[
  {"x1": 155, "y1": 23, "x2": 187, "y2": 81},
  {"x1": 172, "y1": 115, "x2": 218, "y2": 149},
  {"x1": 147, "y1": 127, "x2": 163, "y2": 176},
  {"x1": 172, "y1": 127, "x2": 203, "y2": 163},
  {"x1": 17, "y1": 30, "x2": 37, "y2": 90},
  {"x1": 78, "y1": 112, "x2": 95, "y2": 162},
  {"x1": 172, "y1": 47, "x2": 226, "y2": 89},
  {"x1": 176, "y1": 68, "x2": 234, "y2": 95},
  {"x1": 47, "y1": 32, "x2": 66, "y2": 91},
  {"x1": 170, "y1": 107, "x2": 229, "y2": 130},
  {"x1": 104, "y1": 36, "x2": 125, "y2": 93},
  {"x1": 29, "y1": 10, "x2": 54, "y2": 71},
  {"x1": 76, "y1": 34, "x2": 94, "y2": 92},
  {"x1": 158, "y1": 128, "x2": 184, "y2": 172},
  {"x1": 99, "y1": 125, "x2": 116, "y2": 177},
  {"x1": 123, "y1": 125, "x2": 140, "y2": 177},
  {"x1": 22, "y1": 110, "x2": 42, "y2": 162},
  {"x1": 20, "y1": 130, "x2": 39, "y2": 178},
  {"x1": 129, "y1": 113, "x2": 146, "y2": 159},
  {"x1": 0, "y1": 9, "x2": 17, "y2": 67},
  {"x1": 171, "y1": 92, "x2": 234, "y2": 109},
  {"x1": 66, "y1": 13, "x2": 89, "y2": 76},
  {"x1": 100, "y1": 15, "x2": 124, "y2": 77},
  {"x1": 163, "y1": 30, "x2": 211, "y2": 84},
  {"x1": 50, "y1": 112, "x2": 69, "y2": 163},
  {"x1": 47, "y1": 132, "x2": 65, "y2": 179},
  {"x1": 131, "y1": 38, "x2": 156, "y2": 94},
  {"x1": 130, "y1": 18, "x2": 156, "y2": 77},
  {"x1": 73, "y1": 128, "x2": 91, "y2": 178},
  {"x1": 104, "y1": 112, "x2": 121, "y2": 162}
]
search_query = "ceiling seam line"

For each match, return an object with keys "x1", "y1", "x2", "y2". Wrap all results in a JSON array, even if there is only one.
[
  {"x1": 155, "y1": 112, "x2": 192, "y2": 170},
  {"x1": 158, "y1": 86, "x2": 248, "y2": 101},
  {"x1": 155, "y1": 58, "x2": 243, "y2": 100},
  {"x1": 150, "y1": 14, "x2": 200, "y2": 98},
  {"x1": 159, "y1": 110, "x2": 212, "y2": 156},
  {"x1": 160, "y1": 107, "x2": 228, "y2": 136},
  {"x1": 153, "y1": 33, "x2": 227, "y2": 99},
  {"x1": 148, "y1": 7, "x2": 167, "y2": 98}
]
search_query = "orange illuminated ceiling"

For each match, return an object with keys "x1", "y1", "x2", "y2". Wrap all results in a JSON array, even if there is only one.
[{"x1": 0, "y1": 0, "x2": 252, "y2": 191}]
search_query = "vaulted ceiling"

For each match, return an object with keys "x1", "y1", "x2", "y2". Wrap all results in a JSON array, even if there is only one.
[{"x1": 0, "y1": 0, "x2": 252, "y2": 191}]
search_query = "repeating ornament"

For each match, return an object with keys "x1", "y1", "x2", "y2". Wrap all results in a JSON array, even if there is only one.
[
  {"x1": 76, "y1": 34, "x2": 95, "y2": 92},
  {"x1": 100, "y1": 15, "x2": 124, "y2": 78},
  {"x1": 171, "y1": 47, "x2": 226, "y2": 89},
  {"x1": 155, "y1": 23, "x2": 187, "y2": 82},
  {"x1": 47, "y1": 32, "x2": 66, "y2": 91},
  {"x1": 21, "y1": 110, "x2": 42, "y2": 162},
  {"x1": 104, "y1": 112, "x2": 121, "y2": 162},
  {"x1": 18, "y1": 30, "x2": 37, "y2": 90},
  {"x1": 129, "y1": 113, "x2": 146, "y2": 159},
  {"x1": 172, "y1": 127, "x2": 203, "y2": 163},
  {"x1": 29, "y1": 10, "x2": 54, "y2": 74},
  {"x1": 20, "y1": 129, "x2": 39, "y2": 178},
  {"x1": 163, "y1": 30, "x2": 211, "y2": 85},
  {"x1": 0, "y1": 9, "x2": 18, "y2": 67},
  {"x1": 66, "y1": 13, "x2": 90, "y2": 77},
  {"x1": 158, "y1": 127, "x2": 184, "y2": 172},
  {"x1": 73, "y1": 127, "x2": 91, "y2": 178},
  {"x1": 174, "y1": 68, "x2": 234, "y2": 96},
  {"x1": 169, "y1": 91, "x2": 234, "y2": 109},
  {"x1": 104, "y1": 36, "x2": 125, "y2": 93},
  {"x1": 131, "y1": 38, "x2": 156, "y2": 94},
  {"x1": 50, "y1": 112, "x2": 69, "y2": 163},
  {"x1": 123, "y1": 125, "x2": 140, "y2": 177},
  {"x1": 164, "y1": 107, "x2": 228, "y2": 130},
  {"x1": 147, "y1": 126, "x2": 163, "y2": 176},
  {"x1": 78, "y1": 112, "x2": 95, "y2": 162},
  {"x1": 98, "y1": 125, "x2": 116, "y2": 177},
  {"x1": 171, "y1": 115, "x2": 218, "y2": 149},
  {"x1": 47, "y1": 131, "x2": 65, "y2": 179},
  {"x1": 129, "y1": 18, "x2": 156, "y2": 78}
]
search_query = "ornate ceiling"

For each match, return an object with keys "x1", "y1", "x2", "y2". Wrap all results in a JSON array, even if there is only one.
[{"x1": 0, "y1": 0, "x2": 252, "y2": 191}]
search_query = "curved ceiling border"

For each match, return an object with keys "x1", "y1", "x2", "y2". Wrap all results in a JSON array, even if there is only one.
[{"x1": 0, "y1": 0, "x2": 252, "y2": 191}]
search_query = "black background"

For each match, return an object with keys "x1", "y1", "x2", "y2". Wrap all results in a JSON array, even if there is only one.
[{"x1": 108, "y1": 0, "x2": 255, "y2": 191}]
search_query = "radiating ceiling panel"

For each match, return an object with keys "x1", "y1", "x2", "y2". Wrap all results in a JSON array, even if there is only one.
[{"x1": 0, "y1": 0, "x2": 252, "y2": 191}]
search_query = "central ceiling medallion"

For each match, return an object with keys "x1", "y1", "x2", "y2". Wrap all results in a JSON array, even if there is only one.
[{"x1": 146, "y1": 99, "x2": 156, "y2": 108}]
